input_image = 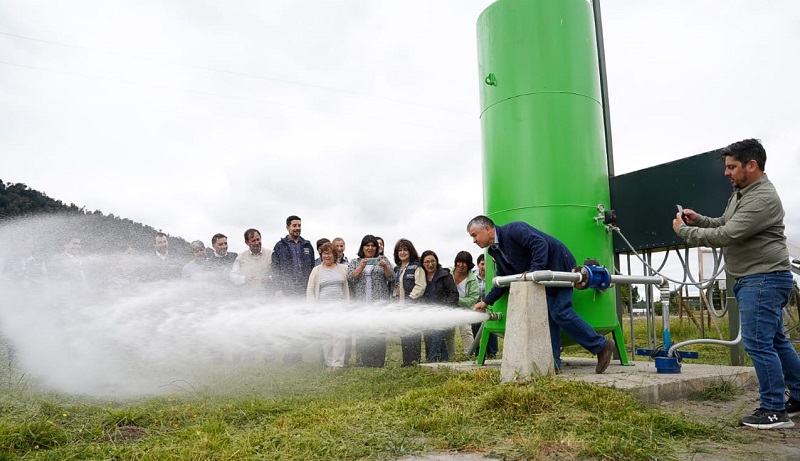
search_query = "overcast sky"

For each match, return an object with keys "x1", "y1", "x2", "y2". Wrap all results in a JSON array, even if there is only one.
[{"x1": 2, "y1": 0, "x2": 799, "y2": 274}]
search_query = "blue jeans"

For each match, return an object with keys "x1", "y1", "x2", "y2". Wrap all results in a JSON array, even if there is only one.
[
  {"x1": 424, "y1": 330, "x2": 448, "y2": 362},
  {"x1": 735, "y1": 271, "x2": 800, "y2": 411},
  {"x1": 546, "y1": 287, "x2": 608, "y2": 370}
]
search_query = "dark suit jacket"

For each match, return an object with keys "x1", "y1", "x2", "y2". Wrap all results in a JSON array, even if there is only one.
[
  {"x1": 484, "y1": 221, "x2": 576, "y2": 305},
  {"x1": 141, "y1": 251, "x2": 183, "y2": 281}
]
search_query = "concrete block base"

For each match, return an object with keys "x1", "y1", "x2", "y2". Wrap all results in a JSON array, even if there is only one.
[{"x1": 500, "y1": 282, "x2": 553, "y2": 382}]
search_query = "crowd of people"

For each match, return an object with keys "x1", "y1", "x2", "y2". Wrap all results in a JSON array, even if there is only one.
[
  {"x1": 5, "y1": 138, "x2": 797, "y2": 430},
  {"x1": 3, "y1": 212, "x2": 624, "y2": 378},
  {"x1": 2, "y1": 214, "x2": 496, "y2": 369}
]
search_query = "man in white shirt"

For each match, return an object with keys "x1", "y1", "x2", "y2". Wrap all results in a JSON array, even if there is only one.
[{"x1": 230, "y1": 228, "x2": 272, "y2": 290}]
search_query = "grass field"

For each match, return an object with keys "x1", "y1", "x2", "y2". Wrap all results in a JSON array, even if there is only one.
[{"x1": 3, "y1": 310, "x2": 797, "y2": 460}]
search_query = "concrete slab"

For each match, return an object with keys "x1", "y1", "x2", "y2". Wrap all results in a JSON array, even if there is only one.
[{"x1": 422, "y1": 357, "x2": 758, "y2": 404}]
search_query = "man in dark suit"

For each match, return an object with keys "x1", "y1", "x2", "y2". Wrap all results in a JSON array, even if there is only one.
[
  {"x1": 467, "y1": 215, "x2": 614, "y2": 374},
  {"x1": 208, "y1": 233, "x2": 238, "y2": 270},
  {"x1": 143, "y1": 232, "x2": 182, "y2": 281}
]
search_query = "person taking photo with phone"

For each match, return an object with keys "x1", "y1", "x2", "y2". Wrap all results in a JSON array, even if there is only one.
[
  {"x1": 673, "y1": 138, "x2": 800, "y2": 430},
  {"x1": 347, "y1": 234, "x2": 393, "y2": 367}
]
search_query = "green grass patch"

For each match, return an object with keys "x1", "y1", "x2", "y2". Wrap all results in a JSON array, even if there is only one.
[
  {"x1": 2, "y1": 317, "x2": 775, "y2": 460},
  {"x1": 687, "y1": 377, "x2": 742, "y2": 402},
  {"x1": 0, "y1": 356, "x2": 733, "y2": 461}
]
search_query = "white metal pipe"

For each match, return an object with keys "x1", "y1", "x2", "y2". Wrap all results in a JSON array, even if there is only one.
[
  {"x1": 538, "y1": 281, "x2": 575, "y2": 288},
  {"x1": 493, "y1": 270, "x2": 666, "y2": 288},
  {"x1": 493, "y1": 270, "x2": 581, "y2": 287},
  {"x1": 660, "y1": 284, "x2": 671, "y2": 349},
  {"x1": 668, "y1": 328, "x2": 742, "y2": 357},
  {"x1": 609, "y1": 274, "x2": 667, "y2": 286}
]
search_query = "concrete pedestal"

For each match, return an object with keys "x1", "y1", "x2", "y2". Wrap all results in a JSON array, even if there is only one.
[{"x1": 500, "y1": 282, "x2": 553, "y2": 383}]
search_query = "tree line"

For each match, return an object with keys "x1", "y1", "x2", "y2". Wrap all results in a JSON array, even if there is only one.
[{"x1": 0, "y1": 179, "x2": 189, "y2": 257}]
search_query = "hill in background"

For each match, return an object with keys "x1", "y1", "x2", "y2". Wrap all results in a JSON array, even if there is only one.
[{"x1": 0, "y1": 179, "x2": 190, "y2": 258}]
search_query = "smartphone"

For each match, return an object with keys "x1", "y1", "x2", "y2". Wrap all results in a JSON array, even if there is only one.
[
  {"x1": 366, "y1": 257, "x2": 380, "y2": 265},
  {"x1": 676, "y1": 204, "x2": 688, "y2": 224}
]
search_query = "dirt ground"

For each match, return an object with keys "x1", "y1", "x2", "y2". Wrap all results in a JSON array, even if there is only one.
[{"x1": 663, "y1": 385, "x2": 800, "y2": 461}]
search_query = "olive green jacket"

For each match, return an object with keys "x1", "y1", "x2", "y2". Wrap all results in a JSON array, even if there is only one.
[{"x1": 676, "y1": 174, "x2": 790, "y2": 279}]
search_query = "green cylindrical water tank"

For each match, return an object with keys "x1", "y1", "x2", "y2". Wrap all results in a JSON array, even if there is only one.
[{"x1": 476, "y1": 0, "x2": 626, "y2": 363}]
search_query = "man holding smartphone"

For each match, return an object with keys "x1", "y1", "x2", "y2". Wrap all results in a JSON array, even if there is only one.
[{"x1": 673, "y1": 138, "x2": 800, "y2": 430}]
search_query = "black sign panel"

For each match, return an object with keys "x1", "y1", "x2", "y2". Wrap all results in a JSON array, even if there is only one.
[{"x1": 609, "y1": 149, "x2": 732, "y2": 253}]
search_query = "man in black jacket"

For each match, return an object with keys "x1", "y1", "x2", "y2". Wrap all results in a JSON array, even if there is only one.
[{"x1": 271, "y1": 215, "x2": 315, "y2": 297}]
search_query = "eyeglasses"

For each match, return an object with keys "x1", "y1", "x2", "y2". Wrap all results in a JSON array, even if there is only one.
[{"x1": 423, "y1": 260, "x2": 437, "y2": 265}]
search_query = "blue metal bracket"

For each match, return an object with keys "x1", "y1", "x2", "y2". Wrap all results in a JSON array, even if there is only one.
[
  {"x1": 574, "y1": 264, "x2": 611, "y2": 291},
  {"x1": 636, "y1": 348, "x2": 699, "y2": 374}
]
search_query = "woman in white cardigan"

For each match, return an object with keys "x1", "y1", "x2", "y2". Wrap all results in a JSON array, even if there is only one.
[{"x1": 307, "y1": 242, "x2": 350, "y2": 369}]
